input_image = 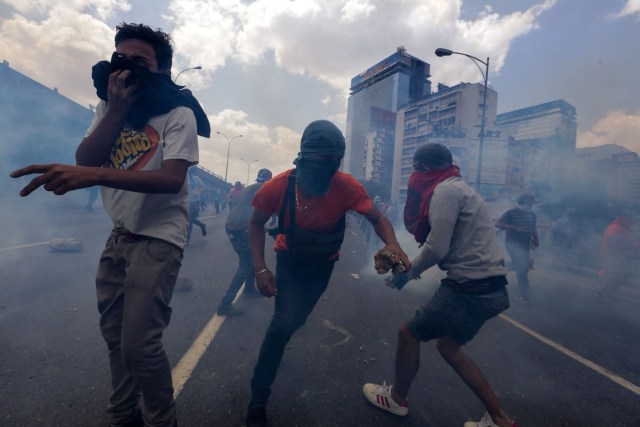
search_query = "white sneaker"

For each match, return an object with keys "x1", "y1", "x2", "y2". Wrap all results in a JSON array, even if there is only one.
[
  {"x1": 464, "y1": 412, "x2": 498, "y2": 427},
  {"x1": 464, "y1": 412, "x2": 517, "y2": 427},
  {"x1": 362, "y1": 382, "x2": 408, "y2": 416}
]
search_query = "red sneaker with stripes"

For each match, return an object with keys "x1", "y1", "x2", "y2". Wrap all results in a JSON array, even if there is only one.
[{"x1": 362, "y1": 382, "x2": 409, "y2": 416}]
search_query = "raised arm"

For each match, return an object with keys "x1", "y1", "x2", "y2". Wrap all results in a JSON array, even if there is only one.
[
  {"x1": 364, "y1": 205, "x2": 412, "y2": 271},
  {"x1": 76, "y1": 69, "x2": 140, "y2": 166}
]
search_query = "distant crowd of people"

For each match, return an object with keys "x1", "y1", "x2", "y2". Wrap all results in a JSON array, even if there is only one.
[{"x1": 10, "y1": 21, "x2": 638, "y2": 427}]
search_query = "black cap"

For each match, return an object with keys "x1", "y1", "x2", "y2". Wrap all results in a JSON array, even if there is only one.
[{"x1": 256, "y1": 168, "x2": 272, "y2": 183}]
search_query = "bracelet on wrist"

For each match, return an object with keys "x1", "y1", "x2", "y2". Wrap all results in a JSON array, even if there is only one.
[{"x1": 255, "y1": 268, "x2": 269, "y2": 275}]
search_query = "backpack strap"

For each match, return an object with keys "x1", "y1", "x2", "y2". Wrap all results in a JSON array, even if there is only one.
[{"x1": 268, "y1": 170, "x2": 297, "y2": 237}]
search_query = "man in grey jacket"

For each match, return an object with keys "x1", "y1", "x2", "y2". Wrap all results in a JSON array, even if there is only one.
[
  {"x1": 362, "y1": 143, "x2": 517, "y2": 427},
  {"x1": 217, "y1": 168, "x2": 272, "y2": 316}
]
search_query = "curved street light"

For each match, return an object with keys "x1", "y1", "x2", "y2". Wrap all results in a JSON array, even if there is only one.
[
  {"x1": 173, "y1": 65, "x2": 202, "y2": 83},
  {"x1": 435, "y1": 48, "x2": 490, "y2": 192},
  {"x1": 240, "y1": 158, "x2": 259, "y2": 186},
  {"x1": 217, "y1": 131, "x2": 244, "y2": 182}
]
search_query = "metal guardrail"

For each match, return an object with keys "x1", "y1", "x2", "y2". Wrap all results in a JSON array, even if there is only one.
[{"x1": 194, "y1": 164, "x2": 224, "y2": 181}]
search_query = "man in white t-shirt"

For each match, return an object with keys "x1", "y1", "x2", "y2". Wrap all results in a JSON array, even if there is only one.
[{"x1": 11, "y1": 23, "x2": 208, "y2": 427}]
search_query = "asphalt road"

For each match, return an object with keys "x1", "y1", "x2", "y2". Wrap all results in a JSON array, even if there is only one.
[{"x1": 1, "y1": 196, "x2": 639, "y2": 426}]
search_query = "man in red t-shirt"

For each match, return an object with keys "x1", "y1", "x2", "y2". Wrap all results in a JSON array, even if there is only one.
[
  {"x1": 244, "y1": 120, "x2": 411, "y2": 427},
  {"x1": 598, "y1": 212, "x2": 638, "y2": 297}
]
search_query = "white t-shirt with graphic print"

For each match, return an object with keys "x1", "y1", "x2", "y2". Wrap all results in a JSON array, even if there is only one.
[{"x1": 86, "y1": 101, "x2": 199, "y2": 248}]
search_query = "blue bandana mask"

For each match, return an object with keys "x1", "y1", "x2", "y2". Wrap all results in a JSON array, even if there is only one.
[{"x1": 296, "y1": 158, "x2": 341, "y2": 195}]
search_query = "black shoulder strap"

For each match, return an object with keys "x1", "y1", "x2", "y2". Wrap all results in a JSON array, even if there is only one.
[{"x1": 268, "y1": 170, "x2": 297, "y2": 236}]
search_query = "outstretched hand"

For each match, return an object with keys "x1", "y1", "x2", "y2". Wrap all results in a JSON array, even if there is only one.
[
  {"x1": 375, "y1": 242, "x2": 412, "y2": 274},
  {"x1": 10, "y1": 164, "x2": 98, "y2": 196}
]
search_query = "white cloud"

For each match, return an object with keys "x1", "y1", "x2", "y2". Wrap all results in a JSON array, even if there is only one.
[
  {"x1": 162, "y1": 0, "x2": 558, "y2": 91},
  {"x1": 433, "y1": 0, "x2": 557, "y2": 86},
  {"x1": 200, "y1": 109, "x2": 300, "y2": 184},
  {"x1": 614, "y1": 0, "x2": 640, "y2": 19},
  {"x1": 0, "y1": 5, "x2": 117, "y2": 107},
  {"x1": 1, "y1": 0, "x2": 559, "y2": 106},
  {"x1": 2, "y1": 0, "x2": 130, "y2": 19},
  {"x1": 165, "y1": 0, "x2": 245, "y2": 86},
  {"x1": 340, "y1": 0, "x2": 376, "y2": 24},
  {"x1": 577, "y1": 110, "x2": 640, "y2": 153},
  {"x1": 0, "y1": 0, "x2": 560, "y2": 178}
]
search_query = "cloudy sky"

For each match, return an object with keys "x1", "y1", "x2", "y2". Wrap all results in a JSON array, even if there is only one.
[{"x1": 1, "y1": 0, "x2": 639, "y2": 184}]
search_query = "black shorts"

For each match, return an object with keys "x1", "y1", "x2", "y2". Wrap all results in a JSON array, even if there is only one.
[{"x1": 408, "y1": 277, "x2": 510, "y2": 345}]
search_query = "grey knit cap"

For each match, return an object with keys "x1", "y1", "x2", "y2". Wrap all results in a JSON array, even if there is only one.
[{"x1": 413, "y1": 143, "x2": 452, "y2": 170}]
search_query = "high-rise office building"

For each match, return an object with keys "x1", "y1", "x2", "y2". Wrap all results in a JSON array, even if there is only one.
[{"x1": 345, "y1": 47, "x2": 430, "y2": 187}]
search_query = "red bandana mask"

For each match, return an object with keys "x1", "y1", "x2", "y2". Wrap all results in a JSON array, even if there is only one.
[{"x1": 404, "y1": 165, "x2": 461, "y2": 245}]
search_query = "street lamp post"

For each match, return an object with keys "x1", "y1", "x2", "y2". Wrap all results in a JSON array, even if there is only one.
[
  {"x1": 217, "y1": 131, "x2": 244, "y2": 182},
  {"x1": 173, "y1": 65, "x2": 202, "y2": 83},
  {"x1": 240, "y1": 158, "x2": 259, "y2": 186},
  {"x1": 435, "y1": 48, "x2": 490, "y2": 192}
]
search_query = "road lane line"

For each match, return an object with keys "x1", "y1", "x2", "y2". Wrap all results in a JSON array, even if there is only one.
[
  {"x1": 0, "y1": 241, "x2": 50, "y2": 251},
  {"x1": 499, "y1": 314, "x2": 640, "y2": 396},
  {"x1": 172, "y1": 289, "x2": 242, "y2": 398},
  {"x1": 172, "y1": 313, "x2": 226, "y2": 397}
]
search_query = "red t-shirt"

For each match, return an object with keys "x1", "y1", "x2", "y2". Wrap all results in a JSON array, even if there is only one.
[
  {"x1": 253, "y1": 169, "x2": 373, "y2": 251},
  {"x1": 601, "y1": 220, "x2": 635, "y2": 255}
]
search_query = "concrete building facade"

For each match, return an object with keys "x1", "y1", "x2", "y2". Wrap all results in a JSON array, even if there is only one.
[
  {"x1": 496, "y1": 99, "x2": 577, "y2": 199},
  {"x1": 574, "y1": 145, "x2": 640, "y2": 205},
  {"x1": 391, "y1": 82, "x2": 499, "y2": 203}
]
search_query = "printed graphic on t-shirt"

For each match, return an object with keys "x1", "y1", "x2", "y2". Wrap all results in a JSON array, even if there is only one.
[{"x1": 107, "y1": 125, "x2": 160, "y2": 170}]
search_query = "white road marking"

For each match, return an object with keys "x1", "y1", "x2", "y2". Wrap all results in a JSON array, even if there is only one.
[
  {"x1": 0, "y1": 241, "x2": 50, "y2": 251},
  {"x1": 171, "y1": 288, "x2": 242, "y2": 398},
  {"x1": 172, "y1": 313, "x2": 226, "y2": 398},
  {"x1": 173, "y1": 281, "x2": 640, "y2": 399},
  {"x1": 500, "y1": 314, "x2": 640, "y2": 396}
]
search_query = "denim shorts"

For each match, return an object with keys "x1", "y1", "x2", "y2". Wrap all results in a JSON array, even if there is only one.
[{"x1": 408, "y1": 279, "x2": 510, "y2": 345}]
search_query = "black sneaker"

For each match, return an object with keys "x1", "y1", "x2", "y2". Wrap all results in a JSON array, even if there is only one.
[
  {"x1": 217, "y1": 304, "x2": 245, "y2": 316},
  {"x1": 246, "y1": 405, "x2": 268, "y2": 427}
]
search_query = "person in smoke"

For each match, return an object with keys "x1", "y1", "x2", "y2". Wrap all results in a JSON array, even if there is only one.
[
  {"x1": 217, "y1": 168, "x2": 273, "y2": 316},
  {"x1": 85, "y1": 185, "x2": 99, "y2": 212},
  {"x1": 212, "y1": 187, "x2": 222, "y2": 215},
  {"x1": 551, "y1": 208, "x2": 579, "y2": 249},
  {"x1": 244, "y1": 120, "x2": 411, "y2": 427},
  {"x1": 597, "y1": 211, "x2": 639, "y2": 298},
  {"x1": 11, "y1": 22, "x2": 210, "y2": 427},
  {"x1": 550, "y1": 208, "x2": 582, "y2": 271},
  {"x1": 362, "y1": 143, "x2": 517, "y2": 427},
  {"x1": 186, "y1": 167, "x2": 207, "y2": 244},
  {"x1": 228, "y1": 180, "x2": 244, "y2": 208},
  {"x1": 495, "y1": 194, "x2": 539, "y2": 304}
]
